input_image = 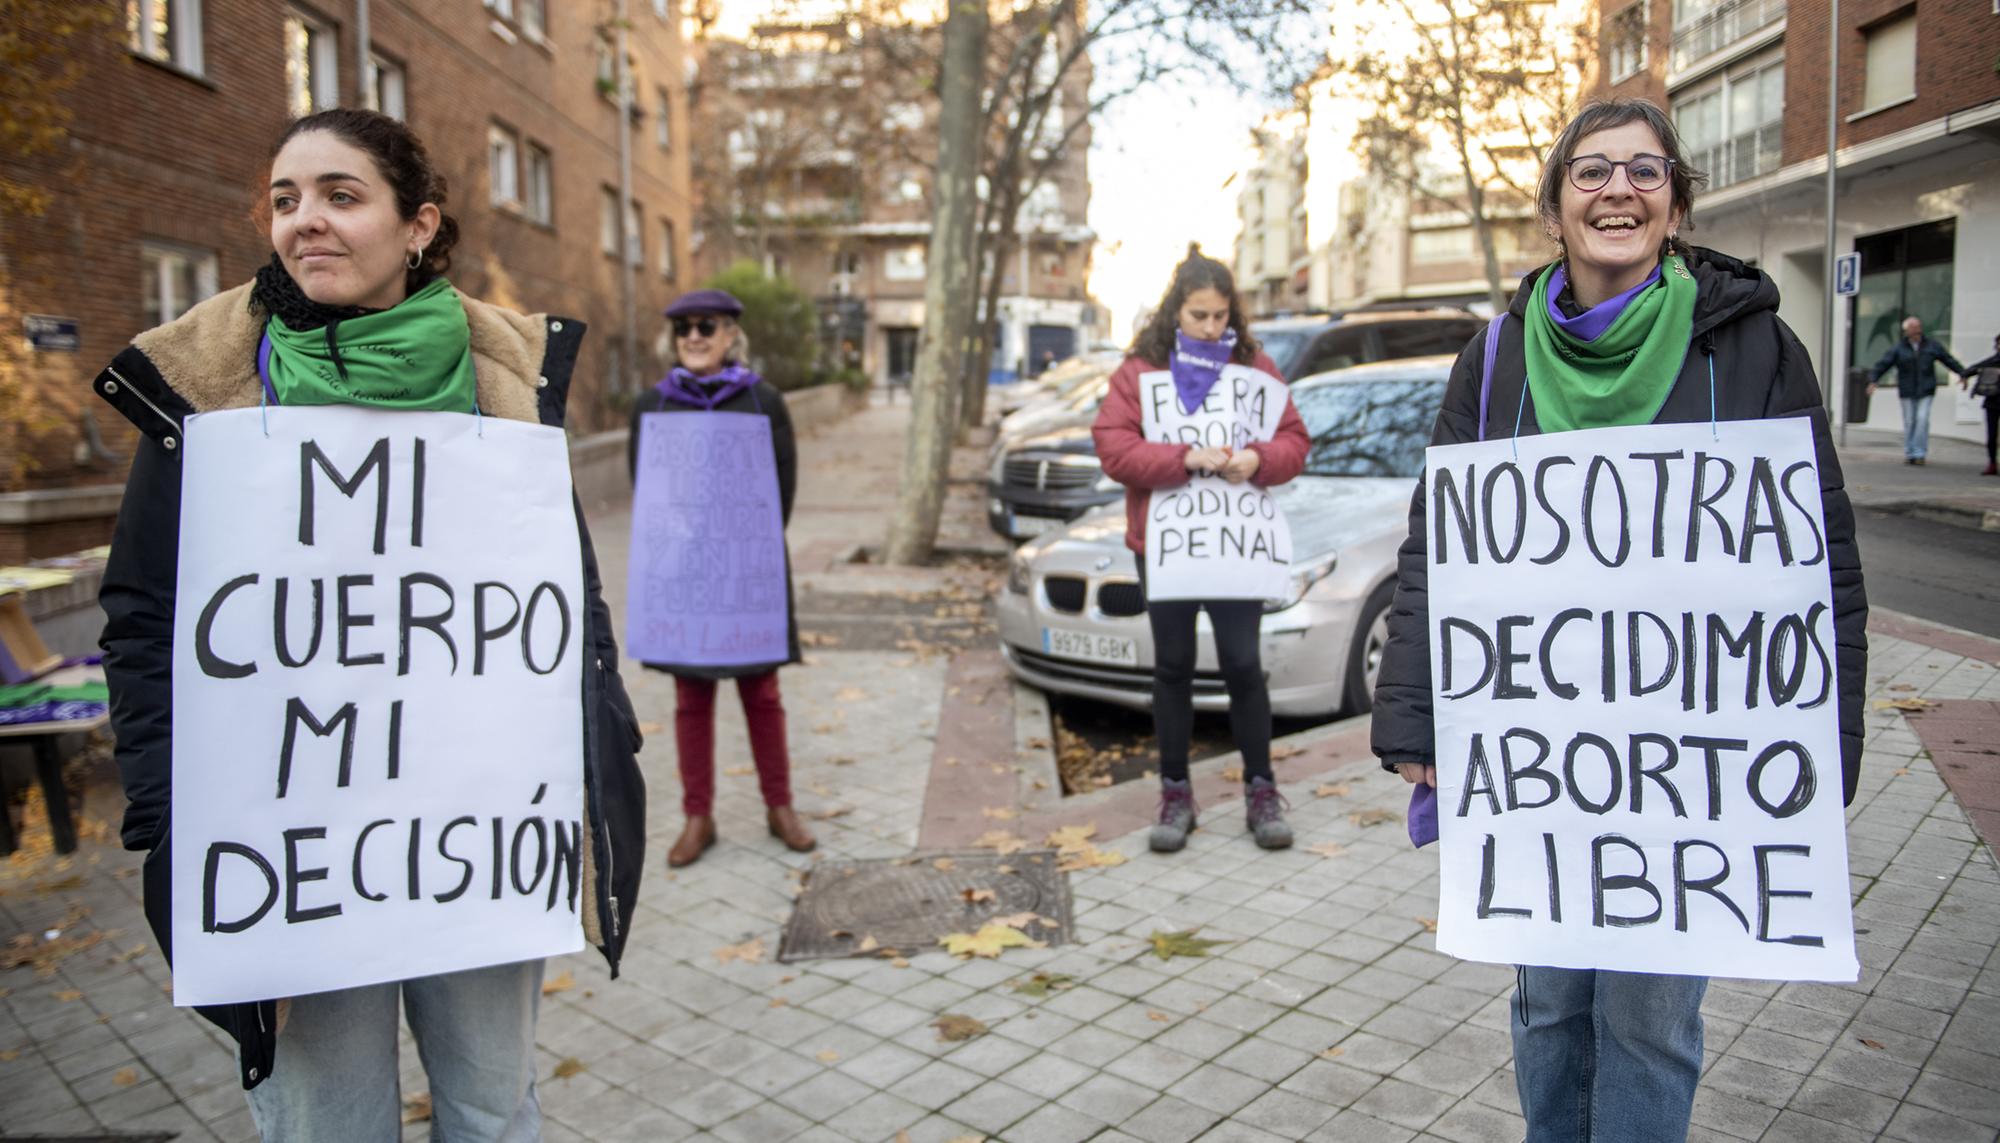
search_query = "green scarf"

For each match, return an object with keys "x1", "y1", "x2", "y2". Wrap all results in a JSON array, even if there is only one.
[
  {"x1": 263, "y1": 278, "x2": 478, "y2": 411},
  {"x1": 1522, "y1": 255, "x2": 1697, "y2": 433}
]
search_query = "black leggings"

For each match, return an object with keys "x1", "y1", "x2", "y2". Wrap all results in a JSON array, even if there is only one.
[
  {"x1": 1985, "y1": 397, "x2": 1998, "y2": 466},
  {"x1": 1147, "y1": 595, "x2": 1271, "y2": 784}
]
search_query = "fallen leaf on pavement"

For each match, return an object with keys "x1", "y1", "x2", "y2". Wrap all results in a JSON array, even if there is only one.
[
  {"x1": 402, "y1": 1092, "x2": 433, "y2": 1123},
  {"x1": 1320, "y1": 1046, "x2": 1346, "y2": 1059},
  {"x1": 891, "y1": 957, "x2": 911, "y2": 968},
  {"x1": 111, "y1": 944, "x2": 147, "y2": 964},
  {"x1": 945, "y1": 1136, "x2": 986, "y2": 1143},
  {"x1": 829, "y1": 755, "x2": 857, "y2": 766},
  {"x1": 1044, "y1": 823, "x2": 1098, "y2": 852},
  {"x1": 768, "y1": 997, "x2": 788, "y2": 1008},
  {"x1": 941, "y1": 923, "x2": 1045, "y2": 958},
  {"x1": 858, "y1": 935, "x2": 880, "y2": 953},
  {"x1": 637, "y1": 721, "x2": 664, "y2": 735},
  {"x1": 1874, "y1": 698, "x2": 1937, "y2": 712},
  {"x1": 1026, "y1": 736, "x2": 1051, "y2": 750},
  {"x1": 835, "y1": 686, "x2": 869, "y2": 702},
  {"x1": 1221, "y1": 765, "x2": 1244, "y2": 783},
  {"x1": 541, "y1": 970, "x2": 575, "y2": 996},
  {"x1": 723, "y1": 765, "x2": 754, "y2": 776},
  {"x1": 934, "y1": 1013, "x2": 988, "y2": 1041},
  {"x1": 1272, "y1": 743, "x2": 1305, "y2": 761},
  {"x1": 801, "y1": 631, "x2": 842, "y2": 648},
  {"x1": 713, "y1": 937, "x2": 766, "y2": 965},
  {"x1": 975, "y1": 830, "x2": 1027, "y2": 855},
  {"x1": 962, "y1": 888, "x2": 996, "y2": 904},
  {"x1": 981, "y1": 806, "x2": 1017, "y2": 820},
  {"x1": 1149, "y1": 929, "x2": 1227, "y2": 960},
  {"x1": 1304, "y1": 842, "x2": 1347, "y2": 858},
  {"x1": 1417, "y1": 917, "x2": 1439, "y2": 933},
  {"x1": 933, "y1": 857, "x2": 956, "y2": 872},
  {"x1": 1349, "y1": 808, "x2": 1399, "y2": 828},
  {"x1": 112, "y1": 1067, "x2": 138, "y2": 1086},
  {"x1": 0, "y1": 1049, "x2": 18, "y2": 1062},
  {"x1": 552, "y1": 1058, "x2": 585, "y2": 1080},
  {"x1": 812, "y1": 806, "x2": 854, "y2": 821},
  {"x1": 1147, "y1": 1010, "x2": 1171, "y2": 1022},
  {"x1": 996, "y1": 864, "x2": 1016, "y2": 874},
  {"x1": 1009, "y1": 972, "x2": 1076, "y2": 997},
  {"x1": 1888, "y1": 683, "x2": 1916, "y2": 692},
  {"x1": 1858, "y1": 1038, "x2": 1885, "y2": 1050},
  {"x1": 1058, "y1": 844, "x2": 1126, "y2": 872},
  {"x1": 817, "y1": 1049, "x2": 841, "y2": 1063},
  {"x1": 52, "y1": 990, "x2": 82, "y2": 1002},
  {"x1": 1314, "y1": 783, "x2": 1351, "y2": 798}
]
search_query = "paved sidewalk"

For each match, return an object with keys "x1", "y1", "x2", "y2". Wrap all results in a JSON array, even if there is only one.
[
  {"x1": 1838, "y1": 426, "x2": 2000, "y2": 531},
  {"x1": 5, "y1": 398, "x2": 1999, "y2": 1142}
]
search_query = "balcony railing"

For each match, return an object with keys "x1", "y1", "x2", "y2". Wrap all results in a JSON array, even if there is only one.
[
  {"x1": 1687, "y1": 121, "x2": 1782, "y2": 190},
  {"x1": 1671, "y1": 0, "x2": 1785, "y2": 73}
]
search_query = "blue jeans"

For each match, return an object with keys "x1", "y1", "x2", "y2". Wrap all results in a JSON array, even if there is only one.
[
  {"x1": 1512, "y1": 966, "x2": 1707, "y2": 1142},
  {"x1": 1902, "y1": 394, "x2": 1934, "y2": 459},
  {"x1": 246, "y1": 960, "x2": 544, "y2": 1142}
]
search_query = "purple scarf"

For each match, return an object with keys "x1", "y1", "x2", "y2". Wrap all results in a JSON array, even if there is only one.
[
  {"x1": 1544, "y1": 263, "x2": 1662, "y2": 340},
  {"x1": 1170, "y1": 330, "x2": 1235, "y2": 414},
  {"x1": 656, "y1": 363, "x2": 761, "y2": 410}
]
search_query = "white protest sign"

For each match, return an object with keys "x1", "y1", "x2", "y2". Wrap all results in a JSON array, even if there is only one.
[
  {"x1": 1138, "y1": 364, "x2": 1293, "y2": 600},
  {"x1": 1426, "y1": 418, "x2": 1856, "y2": 982},
  {"x1": 172, "y1": 407, "x2": 586, "y2": 1006}
]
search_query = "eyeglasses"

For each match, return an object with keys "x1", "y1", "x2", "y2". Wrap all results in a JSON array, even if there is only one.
[
  {"x1": 672, "y1": 317, "x2": 722, "y2": 339},
  {"x1": 1566, "y1": 153, "x2": 1674, "y2": 193}
]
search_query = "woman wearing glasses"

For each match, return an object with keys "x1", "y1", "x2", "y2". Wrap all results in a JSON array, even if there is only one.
[
  {"x1": 629, "y1": 289, "x2": 815, "y2": 867},
  {"x1": 1371, "y1": 99, "x2": 1866, "y2": 1140}
]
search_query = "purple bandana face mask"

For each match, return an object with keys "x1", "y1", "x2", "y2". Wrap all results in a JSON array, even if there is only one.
[
  {"x1": 1171, "y1": 329, "x2": 1235, "y2": 414},
  {"x1": 657, "y1": 362, "x2": 760, "y2": 410}
]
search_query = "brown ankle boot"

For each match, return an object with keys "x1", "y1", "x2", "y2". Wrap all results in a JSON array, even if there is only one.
[
  {"x1": 667, "y1": 816, "x2": 716, "y2": 868},
  {"x1": 766, "y1": 805, "x2": 816, "y2": 853}
]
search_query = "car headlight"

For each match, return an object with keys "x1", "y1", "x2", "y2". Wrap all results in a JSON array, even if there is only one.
[
  {"x1": 1007, "y1": 548, "x2": 1031, "y2": 594},
  {"x1": 1264, "y1": 554, "x2": 1337, "y2": 613}
]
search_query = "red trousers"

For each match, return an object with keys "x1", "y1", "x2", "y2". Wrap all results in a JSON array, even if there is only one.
[{"x1": 674, "y1": 671, "x2": 791, "y2": 817}]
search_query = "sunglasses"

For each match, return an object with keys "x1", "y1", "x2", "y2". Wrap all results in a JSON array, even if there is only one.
[
  {"x1": 1566, "y1": 153, "x2": 1674, "y2": 194},
  {"x1": 671, "y1": 317, "x2": 722, "y2": 339}
]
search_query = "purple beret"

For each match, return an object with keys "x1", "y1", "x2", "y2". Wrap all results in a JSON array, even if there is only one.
[{"x1": 664, "y1": 289, "x2": 744, "y2": 318}]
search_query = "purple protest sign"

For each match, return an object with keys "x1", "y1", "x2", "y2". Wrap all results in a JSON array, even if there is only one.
[{"x1": 626, "y1": 412, "x2": 789, "y2": 667}]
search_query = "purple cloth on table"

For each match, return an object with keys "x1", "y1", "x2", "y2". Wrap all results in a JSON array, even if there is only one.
[
  {"x1": 625, "y1": 411, "x2": 789, "y2": 667},
  {"x1": 1408, "y1": 783, "x2": 1438, "y2": 848},
  {"x1": 0, "y1": 700, "x2": 105, "y2": 726}
]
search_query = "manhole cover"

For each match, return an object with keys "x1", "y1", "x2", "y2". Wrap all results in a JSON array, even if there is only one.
[{"x1": 779, "y1": 850, "x2": 1072, "y2": 962}]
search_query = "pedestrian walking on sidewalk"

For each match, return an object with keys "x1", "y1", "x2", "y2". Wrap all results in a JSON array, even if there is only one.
[
  {"x1": 1868, "y1": 315, "x2": 1967, "y2": 465},
  {"x1": 94, "y1": 109, "x2": 646, "y2": 1140},
  {"x1": 628, "y1": 288, "x2": 815, "y2": 867},
  {"x1": 1092, "y1": 245, "x2": 1311, "y2": 853},
  {"x1": 1954, "y1": 333, "x2": 2000, "y2": 475},
  {"x1": 1371, "y1": 98, "x2": 1869, "y2": 1142}
]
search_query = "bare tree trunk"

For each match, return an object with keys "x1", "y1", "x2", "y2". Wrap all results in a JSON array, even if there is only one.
[
  {"x1": 960, "y1": 205, "x2": 1018, "y2": 435},
  {"x1": 885, "y1": 0, "x2": 986, "y2": 565}
]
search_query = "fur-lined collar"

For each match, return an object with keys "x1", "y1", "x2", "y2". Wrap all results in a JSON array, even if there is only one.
[{"x1": 130, "y1": 281, "x2": 549, "y2": 424}]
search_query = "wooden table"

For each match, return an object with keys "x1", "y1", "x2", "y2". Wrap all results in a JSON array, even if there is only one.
[{"x1": 0, "y1": 665, "x2": 108, "y2": 856}]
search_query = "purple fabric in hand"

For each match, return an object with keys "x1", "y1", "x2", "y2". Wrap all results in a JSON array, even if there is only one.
[{"x1": 1408, "y1": 783, "x2": 1438, "y2": 848}]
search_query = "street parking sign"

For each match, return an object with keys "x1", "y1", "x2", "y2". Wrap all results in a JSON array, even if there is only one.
[{"x1": 1834, "y1": 252, "x2": 1860, "y2": 297}]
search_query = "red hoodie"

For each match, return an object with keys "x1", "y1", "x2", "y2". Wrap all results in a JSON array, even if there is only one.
[{"x1": 1090, "y1": 351, "x2": 1311, "y2": 555}]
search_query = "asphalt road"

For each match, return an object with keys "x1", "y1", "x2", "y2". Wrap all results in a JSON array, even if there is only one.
[{"x1": 1855, "y1": 508, "x2": 2000, "y2": 639}]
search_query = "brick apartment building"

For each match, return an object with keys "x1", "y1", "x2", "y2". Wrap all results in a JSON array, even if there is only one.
[
  {"x1": 1600, "y1": 0, "x2": 2000, "y2": 441},
  {"x1": 689, "y1": 15, "x2": 1100, "y2": 388},
  {"x1": 0, "y1": 0, "x2": 692, "y2": 558}
]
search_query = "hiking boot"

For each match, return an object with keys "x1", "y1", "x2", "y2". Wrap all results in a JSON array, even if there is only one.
[
  {"x1": 1246, "y1": 777, "x2": 1293, "y2": 849},
  {"x1": 1150, "y1": 779, "x2": 1198, "y2": 852}
]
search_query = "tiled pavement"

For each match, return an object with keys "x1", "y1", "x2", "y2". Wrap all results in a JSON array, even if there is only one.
[{"x1": 4, "y1": 401, "x2": 1999, "y2": 1142}]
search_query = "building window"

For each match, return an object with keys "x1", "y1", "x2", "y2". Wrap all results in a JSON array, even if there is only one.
[
  {"x1": 284, "y1": 9, "x2": 338, "y2": 119},
  {"x1": 141, "y1": 241, "x2": 218, "y2": 329},
  {"x1": 1861, "y1": 14, "x2": 1916, "y2": 115},
  {"x1": 488, "y1": 124, "x2": 521, "y2": 208},
  {"x1": 1606, "y1": 2, "x2": 1648, "y2": 84},
  {"x1": 660, "y1": 218, "x2": 677, "y2": 278},
  {"x1": 625, "y1": 199, "x2": 644, "y2": 266},
  {"x1": 600, "y1": 188, "x2": 619, "y2": 255},
  {"x1": 484, "y1": 0, "x2": 513, "y2": 17},
  {"x1": 832, "y1": 250, "x2": 861, "y2": 276},
  {"x1": 127, "y1": 0, "x2": 204, "y2": 74},
  {"x1": 370, "y1": 52, "x2": 406, "y2": 119},
  {"x1": 1411, "y1": 227, "x2": 1476, "y2": 264},
  {"x1": 1673, "y1": 53, "x2": 1783, "y2": 190},
  {"x1": 518, "y1": 0, "x2": 544, "y2": 41},
  {"x1": 654, "y1": 0, "x2": 669, "y2": 17},
  {"x1": 1849, "y1": 218, "x2": 1955, "y2": 384},
  {"x1": 1039, "y1": 250, "x2": 1065, "y2": 279},
  {"x1": 884, "y1": 245, "x2": 926, "y2": 281},
  {"x1": 655, "y1": 88, "x2": 673, "y2": 149},
  {"x1": 525, "y1": 143, "x2": 553, "y2": 225}
]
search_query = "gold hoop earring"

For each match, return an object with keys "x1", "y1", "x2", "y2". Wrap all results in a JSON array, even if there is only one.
[{"x1": 406, "y1": 248, "x2": 424, "y2": 271}]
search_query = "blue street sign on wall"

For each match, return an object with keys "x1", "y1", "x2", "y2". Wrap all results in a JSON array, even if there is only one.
[
  {"x1": 1834, "y1": 252, "x2": 1861, "y2": 298},
  {"x1": 23, "y1": 315, "x2": 80, "y2": 352}
]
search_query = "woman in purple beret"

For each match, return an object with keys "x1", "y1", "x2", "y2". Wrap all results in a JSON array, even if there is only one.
[{"x1": 628, "y1": 289, "x2": 814, "y2": 866}]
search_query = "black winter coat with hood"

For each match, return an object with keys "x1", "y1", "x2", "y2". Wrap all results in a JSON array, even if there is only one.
[
  {"x1": 92, "y1": 283, "x2": 647, "y2": 1090},
  {"x1": 1370, "y1": 248, "x2": 1870, "y2": 803}
]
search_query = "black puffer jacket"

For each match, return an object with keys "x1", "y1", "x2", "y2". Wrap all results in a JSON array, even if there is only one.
[
  {"x1": 1371, "y1": 248, "x2": 1869, "y2": 802},
  {"x1": 626, "y1": 380, "x2": 801, "y2": 679},
  {"x1": 93, "y1": 283, "x2": 646, "y2": 1089}
]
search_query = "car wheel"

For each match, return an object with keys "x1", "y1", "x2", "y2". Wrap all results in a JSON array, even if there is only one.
[{"x1": 1342, "y1": 581, "x2": 1395, "y2": 715}]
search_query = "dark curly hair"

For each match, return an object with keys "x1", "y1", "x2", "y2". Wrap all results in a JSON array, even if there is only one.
[
  {"x1": 1129, "y1": 244, "x2": 1260, "y2": 368},
  {"x1": 262, "y1": 108, "x2": 461, "y2": 294}
]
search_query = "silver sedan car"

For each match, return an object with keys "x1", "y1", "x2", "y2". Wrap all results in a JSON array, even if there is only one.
[{"x1": 995, "y1": 356, "x2": 1454, "y2": 719}]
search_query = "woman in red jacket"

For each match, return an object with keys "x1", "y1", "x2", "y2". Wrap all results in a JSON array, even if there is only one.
[{"x1": 1091, "y1": 245, "x2": 1311, "y2": 852}]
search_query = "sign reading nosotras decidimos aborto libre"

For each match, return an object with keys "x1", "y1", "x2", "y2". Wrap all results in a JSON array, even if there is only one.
[
  {"x1": 171, "y1": 406, "x2": 587, "y2": 1007},
  {"x1": 1426, "y1": 418, "x2": 1857, "y2": 982}
]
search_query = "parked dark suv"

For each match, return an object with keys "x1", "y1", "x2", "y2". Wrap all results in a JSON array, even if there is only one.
[{"x1": 984, "y1": 308, "x2": 1484, "y2": 541}]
